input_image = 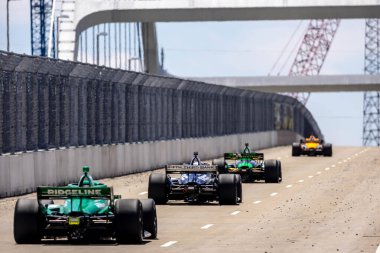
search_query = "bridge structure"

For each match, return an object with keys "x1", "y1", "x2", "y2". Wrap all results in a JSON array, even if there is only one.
[
  {"x1": 3, "y1": 0, "x2": 379, "y2": 196},
  {"x1": 35, "y1": 0, "x2": 378, "y2": 146},
  {"x1": 54, "y1": 0, "x2": 380, "y2": 71},
  {"x1": 192, "y1": 75, "x2": 380, "y2": 93}
]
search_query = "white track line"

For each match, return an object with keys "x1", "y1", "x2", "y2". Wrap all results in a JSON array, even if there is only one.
[
  {"x1": 343, "y1": 160, "x2": 347, "y2": 163},
  {"x1": 138, "y1": 191, "x2": 148, "y2": 195},
  {"x1": 338, "y1": 161, "x2": 342, "y2": 164},
  {"x1": 298, "y1": 179, "x2": 304, "y2": 183},
  {"x1": 308, "y1": 175, "x2": 314, "y2": 178},
  {"x1": 201, "y1": 224, "x2": 214, "y2": 230},
  {"x1": 325, "y1": 167, "x2": 330, "y2": 171},
  {"x1": 231, "y1": 211, "x2": 240, "y2": 216},
  {"x1": 331, "y1": 165, "x2": 336, "y2": 168},
  {"x1": 161, "y1": 241, "x2": 177, "y2": 247},
  {"x1": 316, "y1": 171, "x2": 322, "y2": 175},
  {"x1": 277, "y1": 157, "x2": 282, "y2": 160},
  {"x1": 253, "y1": 200, "x2": 262, "y2": 204},
  {"x1": 270, "y1": 192, "x2": 278, "y2": 197},
  {"x1": 286, "y1": 184, "x2": 293, "y2": 188}
]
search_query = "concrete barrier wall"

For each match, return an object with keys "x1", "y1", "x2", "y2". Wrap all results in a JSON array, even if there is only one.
[{"x1": 0, "y1": 130, "x2": 300, "y2": 198}]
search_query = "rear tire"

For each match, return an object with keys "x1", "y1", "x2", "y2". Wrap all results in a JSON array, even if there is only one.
[
  {"x1": 323, "y1": 144, "x2": 333, "y2": 157},
  {"x1": 292, "y1": 143, "x2": 301, "y2": 156},
  {"x1": 277, "y1": 160, "x2": 283, "y2": 182},
  {"x1": 234, "y1": 174, "x2": 242, "y2": 203},
  {"x1": 148, "y1": 173, "x2": 168, "y2": 204},
  {"x1": 14, "y1": 199, "x2": 41, "y2": 244},
  {"x1": 264, "y1": 160, "x2": 281, "y2": 183},
  {"x1": 115, "y1": 199, "x2": 143, "y2": 244},
  {"x1": 213, "y1": 158, "x2": 227, "y2": 173},
  {"x1": 140, "y1": 199, "x2": 157, "y2": 239},
  {"x1": 218, "y1": 174, "x2": 237, "y2": 205}
]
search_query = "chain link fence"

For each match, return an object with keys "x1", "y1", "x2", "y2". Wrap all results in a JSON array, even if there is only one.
[{"x1": 0, "y1": 51, "x2": 321, "y2": 155}]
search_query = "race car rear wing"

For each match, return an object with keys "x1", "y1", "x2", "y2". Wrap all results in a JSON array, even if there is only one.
[
  {"x1": 224, "y1": 152, "x2": 264, "y2": 160},
  {"x1": 37, "y1": 186, "x2": 113, "y2": 200},
  {"x1": 165, "y1": 164, "x2": 217, "y2": 174}
]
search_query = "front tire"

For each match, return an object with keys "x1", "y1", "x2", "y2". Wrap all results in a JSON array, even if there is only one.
[
  {"x1": 14, "y1": 199, "x2": 41, "y2": 244},
  {"x1": 114, "y1": 199, "x2": 144, "y2": 244}
]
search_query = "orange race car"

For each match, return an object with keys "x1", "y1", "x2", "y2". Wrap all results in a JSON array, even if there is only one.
[{"x1": 292, "y1": 135, "x2": 332, "y2": 157}]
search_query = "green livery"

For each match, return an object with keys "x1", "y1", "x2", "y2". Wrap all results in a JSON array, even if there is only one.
[
  {"x1": 38, "y1": 186, "x2": 112, "y2": 216},
  {"x1": 14, "y1": 166, "x2": 157, "y2": 244},
  {"x1": 214, "y1": 143, "x2": 282, "y2": 183}
]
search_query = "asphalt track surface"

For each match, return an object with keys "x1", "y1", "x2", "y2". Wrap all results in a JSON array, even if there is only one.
[{"x1": 1, "y1": 146, "x2": 380, "y2": 253}]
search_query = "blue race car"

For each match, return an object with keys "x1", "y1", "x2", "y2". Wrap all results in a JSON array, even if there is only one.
[{"x1": 148, "y1": 152, "x2": 242, "y2": 205}]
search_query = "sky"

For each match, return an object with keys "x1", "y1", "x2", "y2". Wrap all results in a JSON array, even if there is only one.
[{"x1": 0, "y1": 0, "x2": 368, "y2": 146}]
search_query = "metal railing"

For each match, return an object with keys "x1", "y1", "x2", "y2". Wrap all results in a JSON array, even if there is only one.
[{"x1": 0, "y1": 51, "x2": 321, "y2": 154}]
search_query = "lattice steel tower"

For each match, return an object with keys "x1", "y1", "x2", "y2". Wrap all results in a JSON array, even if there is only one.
[
  {"x1": 289, "y1": 19, "x2": 340, "y2": 104},
  {"x1": 30, "y1": 0, "x2": 54, "y2": 57},
  {"x1": 363, "y1": 19, "x2": 380, "y2": 146}
]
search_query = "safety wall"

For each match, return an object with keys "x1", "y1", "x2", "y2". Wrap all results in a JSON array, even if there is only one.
[
  {"x1": 0, "y1": 51, "x2": 321, "y2": 155},
  {"x1": 0, "y1": 130, "x2": 300, "y2": 197}
]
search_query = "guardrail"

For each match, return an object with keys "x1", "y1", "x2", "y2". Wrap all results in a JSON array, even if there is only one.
[{"x1": 0, "y1": 51, "x2": 321, "y2": 155}]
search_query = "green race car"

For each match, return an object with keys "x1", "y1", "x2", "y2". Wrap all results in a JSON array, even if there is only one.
[
  {"x1": 14, "y1": 166, "x2": 157, "y2": 244},
  {"x1": 214, "y1": 143, "x2": 282, "y2": 183}
]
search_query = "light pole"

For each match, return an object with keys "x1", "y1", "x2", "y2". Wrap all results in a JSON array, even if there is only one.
[
  {"x1": 6, "y1": 0, "x2": 20, "y2": 52},
  {"x1": 56, "y1": 15, "x2": 69, "y2": 59},
  {"x1": 96, "y1": 32, "x2": 108, "y2": 65}
]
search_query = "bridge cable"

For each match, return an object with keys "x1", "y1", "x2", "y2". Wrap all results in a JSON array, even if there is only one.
[{"x1": 268, "y1": 20, "x2": 304, "y2": 76}]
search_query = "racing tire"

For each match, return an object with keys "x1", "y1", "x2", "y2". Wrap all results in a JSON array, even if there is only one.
[
  {"x1": 234, "y1": 174, "x2": 243, "y2": 203},
  {"x1": 14, "y1": 199, "x2": 41, "y2": 244},
  {"x1": 140, "y1": 199, "x2": 157, "y2": 239},
  {"x1": 323, "y1": 144, "x2": 333, "y2": 157},
  {"x1": 148, "y1": 173, "x2": 168, "y2": 204},
  {"x1": 218, "y1": 174, "x2": 238, "y2": 205},
  {"x1": 292, "y1": 143, "x2": 301, "y2": 156},
  {"x1": 213, "y1": 158, "x2": 227, "y2": 173},
  {"x1": 264, "y1": 160, "x2": 281, "y2": 183},
  {"x1": 115, "y1": 199, "x2": 144, "y2": 244},
  {"x1": 277, "y1": 160, "x2": 283, "y2": 182}
]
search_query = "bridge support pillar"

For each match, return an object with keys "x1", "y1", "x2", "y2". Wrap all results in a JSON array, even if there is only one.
[{"x1": 142, "y1": 22, "x2": 160, "y2": 74}]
